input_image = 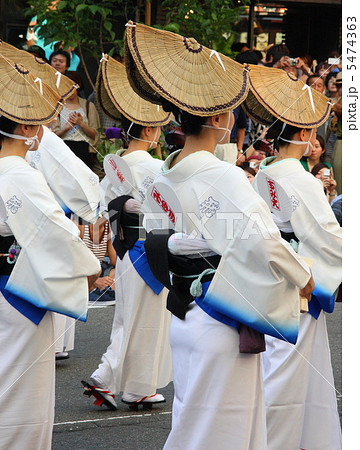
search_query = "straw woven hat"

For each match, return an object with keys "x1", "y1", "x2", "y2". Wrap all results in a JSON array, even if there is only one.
[
  {"x1": 0, "y1": 40, "x2": 33, "y2": 63},
  {"x1": 125, "y1": 21, "x2": 249, "y2": 117},
  {"x1": 96, "y1": 54, "x2": 171, "y2": 126},
  {"x1": 124, "y1": 40, "x2": 164, "y2": 106},
  {"x1": 0, "y1": 56, "x2": 63, "y2": 125},
  {"x1": 0, "y1": 40, "x2": 77, "y2": 100},
  {"x1": 96, "y1": 62, "x2": 122, "y2": 122},
  {"x1": 243, "y1": 64, "x2": 331, "y2": 128},
  {"x1": 241, "y1": 89, "x2": 275, "y2": 126}
]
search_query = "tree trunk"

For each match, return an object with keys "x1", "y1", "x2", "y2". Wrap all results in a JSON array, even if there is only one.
[{"x1": 135, "y1": 0, "x2": 142, "y2": 22}]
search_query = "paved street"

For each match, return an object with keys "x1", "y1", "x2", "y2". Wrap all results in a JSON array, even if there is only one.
[{"x1": 52, "y1": 302, "x2": 342, "y2": 449}]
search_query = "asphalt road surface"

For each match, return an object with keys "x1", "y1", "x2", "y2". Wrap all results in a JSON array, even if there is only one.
[{"x1": 52, "y1": 302, "x2": 342, "y2": 449}]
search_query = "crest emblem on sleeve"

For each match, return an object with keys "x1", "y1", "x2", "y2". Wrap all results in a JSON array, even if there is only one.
[
  {"x1": 6, "y1": 195, "x2": 22, "y2": 214},
  {"x1": 89, "y1": 174, "x2": 98, "y2": 186},
  {"x1": 291, "y1": 195, "x2": 300, "y2": 210},
  {"x1": 139, "y1": 176, "x2": 154, "y2": 200},
  {"x1": 199, "y1": 196, "x2": 220, "y2": 218}
]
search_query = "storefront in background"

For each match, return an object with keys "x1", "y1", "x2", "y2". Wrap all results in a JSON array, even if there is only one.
[{"x1": 234, "y1": 0, "x2": 341, "y2": 62}]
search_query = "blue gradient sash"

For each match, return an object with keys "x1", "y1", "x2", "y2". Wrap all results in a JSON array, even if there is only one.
[{"x1": 129, "y1": 241, "x2": 164, "y2": 295}]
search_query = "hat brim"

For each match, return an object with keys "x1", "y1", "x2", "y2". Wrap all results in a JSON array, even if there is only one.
[
  {"x1": 125, "y1": 21, "x2": 249, "y2": 117},
  {"x1": 0, "y1": 40, "x2": 77, "y2": 100},
  {"x1": 244, "y1": 64, "x2": 331, "y2": 128},
  {"x1": 0, "y1": 57, "x2": 63, "y2": 125},
  {"x1": 95, "y1": 64, "x2": 123, "y2": 122},
  {"x1": 97, "y1": 55, "x2": 171, "y2": 126},
  {"x1": 124, "y1": 39, "x2": 165, "y2": 106},
  {"x1": 241, "y1": 89, "x2": 276, "y2": 126}
]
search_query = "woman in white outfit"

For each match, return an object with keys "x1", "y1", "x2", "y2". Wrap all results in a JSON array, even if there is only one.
[
  {"x1": 244, "y1": 64, "x2": 342, "y2": 450},
  {"x1": 125, "y1": 23, "x2": 316, "y2": 449},
  {"x1": 83, "y1": 55, "x2": 172, "y2": 410},
  {"x1": 0, "y1": 57, "x2": 100, "y2": 450}
]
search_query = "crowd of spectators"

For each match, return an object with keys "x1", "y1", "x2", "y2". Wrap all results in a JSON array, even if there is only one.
[
  {"x1": 24, "y1": 19, "x2": 343, "y2": 203},
  {"x1": 232, "y1": 42, "x2": 342, "y2": 200}
]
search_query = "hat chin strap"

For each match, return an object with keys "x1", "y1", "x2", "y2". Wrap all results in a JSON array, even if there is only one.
[
  {"x1": 0, "y1": 125, "x2": 41, "y2": 150},
  {"x1": 202, "y1": 111, "x2": 232, "y2": 144},
  {"x1": 127, "y1": 122, "x2": 160, "y2": 149},
  {"x1": 279, "y1": 125, "x2": 315, "y2": 157}
]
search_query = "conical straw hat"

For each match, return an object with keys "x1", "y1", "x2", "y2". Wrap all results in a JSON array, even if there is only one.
[
  {"x1": 125, "y1": 21, "x2": 249, "y2": 117},
  {"x1": 0, "y1": 40, "x2": 77, "y2": 100},
  {"x1": 241, "y1": 89, "x2": 275, "y2": 126},
  {"x1": 11, "y1": 54, "x2": 78, "y2": 100},
  {"x1": 243, "y1": 64, "x2": 331, "y2": 128},
  {"x1": 124, "y1": 39, "x2": 164, "y2": 106},
  {"x1": 0, "y1": 39, "x2": 33, "y2": 63},
  {"x1": 97, "y1": 54, "x2": 171, "y2": 126},
  {"x1": 0, "y1": 56, "x2": 63, "y2": 125},
  {"x1": 96, "y1": 62, "x2": 122, "y2": 122}
]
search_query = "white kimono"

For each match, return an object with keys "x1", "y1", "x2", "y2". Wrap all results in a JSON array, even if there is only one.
[
  {"x1": 142, "y1": 150, "x2": 311, "y2": 450},
  {"x1": 99, "y1": 175, "x2": 117, "y2": 217},
  {"x1": 0, "y1": 156, "x2": 100, "y2": 320},
  {"x1": 26, "y1": 126, "x2": 100, "y2": 223},
  {"x1": 91, "y1": 150, "x2": 172, "y2": 397},
  {"x1": 26, "y1": 126, "x2": 101, "y2": 354},
  {"x1": 0, "y1": 294, "x2": 55, "y2": 450},
  {"x1": 253, "y1": 157, "x2": 342, "y2": 450},
  {"x1": 0, "y1": 156, "x2": 100, "y2": 450}
]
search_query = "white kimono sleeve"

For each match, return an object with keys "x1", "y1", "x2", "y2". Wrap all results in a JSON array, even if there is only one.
[
  {"x1": 99, "y1": 175, "x2": 121, "y2": 218},
  {"x1": 287, "y1": 176, "x2": 342, "y2": 297},
  {"x1": 25, "y1": 126, "x2": 100, "y2": 223},
  {"x1": 196, "y1": 169, "x2": 311, "y2": 343},
  {"x1": 253, "y1": 160, "x2": 341, "y2": 314},
  {"x1": 1, "y1": 163, "x2": 100, "y2": 321}
]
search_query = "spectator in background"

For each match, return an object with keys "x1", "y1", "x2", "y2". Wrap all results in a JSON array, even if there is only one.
[
  {"x1": 54, "y1": 216, "x2": 116, "y2": 361},
  {"x1": 264, "y1": 45, "x2": 313, "y2": 80},
  {"x1": 306, "y1": 75, "x2": 327, "y2": 140},
  {"x1": 51, "y1": 71, "x2": 100, "y2": 168},
  {"x1": 235, "y1": 50, "x2": 260, "y2": 66},
  {"x1": 311, "y1": 162, "x2": 337, "y2": 203},
  {"x1": 331, "y1": 194, "x2": 342, "y2": 227},
  {"x1": 316, "y1": 61, "x2": 331, "y2": 79},
  {"x1": 301, "y1": 135, "x2": 332, "y2": 173},
  {"x1": 234, "y1": 50, "x2": 263, "y2": 166},
  {"x1": 330, "y1": 72, "x2": 342, "y2": 194},
  {"x1": 264, "y1": 43, "x2": 290, "y2": 67},
  {"x1": 323, "y1": 70, "x2": 341, "y2": 164},
  {"x1": 306, "y1": 74, "x2": 325, "y2": 94},
  {"x1": 326, "y1": 51, "x2": 341, "y2": 73},
  {"x1": 27, "y1": 45, "x2": 47, "y2": 61},
  {"x1": 245, "y1": 154, "x2": 264, "y2": 173},
  {"x1": 325, "y1": 71, "x2": 339, "y2": 100},
  {"x1": 79, "y1": 216, "x2": 116, "y2": 305},
  {"x1": 49, "y1": 49, "x2": 70, "y2": 75},
  {"x1": 275, "y1": 55, "x2": 313, "y2": 81},
  {"x1": 299, "y1": 54, "x2": 313, "y2": 70},
  {"x1": 230, "y1": 105, "x2": 247, "y2": 165},
  {"x1": 242, "y1": 165, "x2": 256, "y2": 184},
  {"x1": 237, "y1": 126, "x2": 271, "y2": 167},
  {"x1": 26, "y1": 0, "x2": 80, "y2": 71},
  {"x1": 253, "y1": 49, "x2": 264, "y2": 64},
  {"x1": 232, "y1": 42, "x2": 250, "y2": 58}
]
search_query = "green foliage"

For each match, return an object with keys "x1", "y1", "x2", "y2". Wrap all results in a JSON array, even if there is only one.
[
  {"x1": 160, "y1": 0, "x2": 249, "y2": 56},
  {"x1": 25, "y1": 0, "x2": 135, "y2": 84},
  {"x1": 96, "y1": 130, "x2": 124, "y2": 163}
]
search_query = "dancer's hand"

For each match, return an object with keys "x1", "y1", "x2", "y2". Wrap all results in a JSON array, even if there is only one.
[{"x1": 299, "y1": 274, "x2": 315, "y2": 301}]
